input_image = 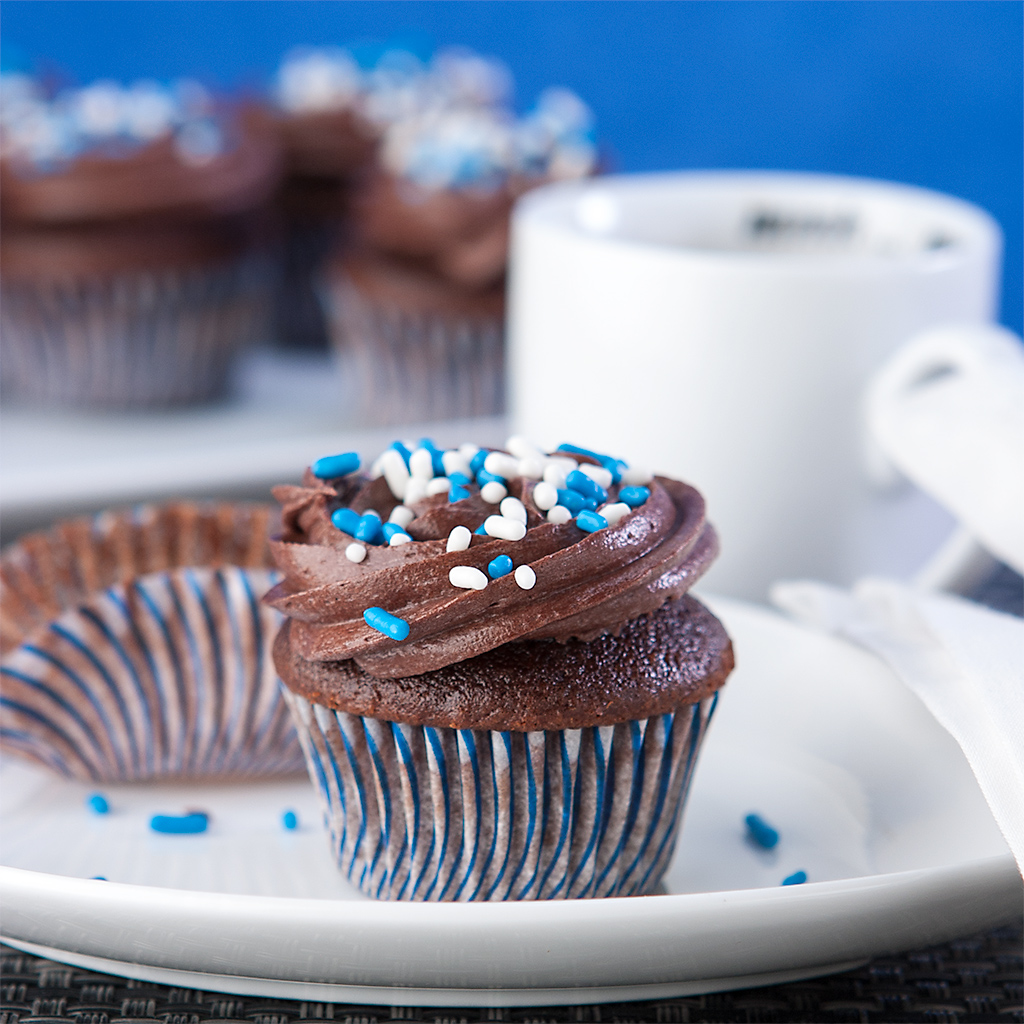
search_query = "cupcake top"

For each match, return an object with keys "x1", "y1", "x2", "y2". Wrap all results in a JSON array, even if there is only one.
[
  {"x1": 354, "y1": 74, "x2": 597, "y2": 288},
  {"x1": 0, "y1": 74, "x2": 280, "y2": 225},
  {"x1": 272, "y1": 44, "x2": 596, "y2": 287},
  {"x1": 270, "y1": 47, "x2": 377, "y2": 179},
  {"x1": 265, "y1": 437, "x2": 719, "y2": 680}
]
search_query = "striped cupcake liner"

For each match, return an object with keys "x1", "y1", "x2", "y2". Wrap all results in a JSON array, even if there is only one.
[
  {"x1": 283, "y1": 690, "x2": 718, "y2": 901},
  {"x1": 0, "y1": 257, "x2": 267, "y2": 409},
  {"x1": 0, "y1": 504, "x2": 304, "y2": 782},
  {"x1": 325, "y1": 272, "x2": 504, "y2": 425}
]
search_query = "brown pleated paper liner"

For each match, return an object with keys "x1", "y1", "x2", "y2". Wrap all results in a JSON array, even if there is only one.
[{"x1": 0, "y1": 502, "x2": 304, "y2": 781}]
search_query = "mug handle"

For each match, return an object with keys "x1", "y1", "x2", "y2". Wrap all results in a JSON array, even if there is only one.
[{"x1": 864, "y1": 323, "x2": 1023, "y2": 594}]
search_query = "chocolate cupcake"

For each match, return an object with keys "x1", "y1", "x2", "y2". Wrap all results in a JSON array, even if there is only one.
[
  {"x1": 266, "y1": 438, "x2": 732, "y2": 900},
  {"x1": 268, "y1": 48, "x2": 379, "y2": 350},
  {"x1": 0, "y1": 502, "x2": 303, "y2": 782},
  {"x1": 326, "y1": 69, "x2": 598, "y2": 424},
  {"x1": 0, "y1": 75, "x2": 281, "y2": 407}
]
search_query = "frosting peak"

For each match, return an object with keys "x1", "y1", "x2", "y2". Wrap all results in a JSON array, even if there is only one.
[{"x1": 266, "y1": 441, "x2": 718, "y2": 679}]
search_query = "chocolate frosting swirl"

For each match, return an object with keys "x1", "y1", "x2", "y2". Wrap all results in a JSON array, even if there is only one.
[
  {"x1": 1, "y1": 108, "x2": 280, "y2": 227},
  {"x1": 265, "y1": 460, "x2": 718, "y2": 679},
  {"x1": 352, "y1": 171, "x2": 525, "y2": 289}
]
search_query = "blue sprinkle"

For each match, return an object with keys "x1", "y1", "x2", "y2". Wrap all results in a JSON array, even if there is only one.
[
  {"x1": 566, "y1": 470, "x2": 607, "y2": 504},
  {"x1": 619, "y1": 486, "x2": 651, "y2": 508},
  {"x1": 476, "y1": 468, "x2": 506, "y2": 488},
  {"x1": 418, "y1": 438, "x2": 445, "y2": 476},
  {"x1": 557, "y1": 443, "x2": 606, "y2": 462},
  {"x1": 448, "y1": 472, "x2": 471, "y2": 487},
  {"x1": 744, "y1": 813, "x2": 779, "y2": 849},
  {"x1": 312, "y1": 451, "x2": 360, "y2": 479},
  {"x1": 602, "y1": 457, "x2": 627, "y2": 484},
  {"x1": 556, "y1": 488, "x2": 586, "y2": 514},
  {"x1": 782, "y1": 870, "x2": 808, "y2": 886},
  {"x1": 363, "y1": 607, "x2": 410, "y2": 641},
  {"x1": 576, "y1": 510, "x2": 608, "y2": 533},
  {"x1": 487, "y1": 555, "x2": 513, "y2": 579},
  {"x1": 557, "y1": 444, "x2": 626, "y2": 485},
  {"x1": 474, "y1": 522, "x2": 489, "y2": 534},
  {"x1": 86, "y1": 793, "x2": 109, "y2": 815},
  {"x1": 91, "y1": 876, "x2": 107, "y2": 880},
  {"x1": 469, "y1": 449, "x2": 489, "y2": 477},
  {"x1": 582, "y1": 497, "x2": 599, "y2": 511},
  {"x1": 449, "y1": 484, "x2": 470, "y2": 502},
  {"x1": 355, "y1": 513, "x2": 384, "y2": 545},
  {"x1": 150, "y1": 812, "x2": 208, "y2": 834},
  {"x1": 282, "y1": 810, "x2": 299, "y2": 830},
  {"x1": 390, "y1": 441, "x2": 412, "y2": 467},
  {"x1": 331, "y1": 507, "x2": 361, "y2": 535},
  {"x1": 381, "y1": 522, "x2": 411, "y2": 543}
]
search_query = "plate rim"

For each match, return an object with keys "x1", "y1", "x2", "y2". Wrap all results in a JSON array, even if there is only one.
[{"x1": 0, "y1": 935, "x2": 874, "y2": 1008}]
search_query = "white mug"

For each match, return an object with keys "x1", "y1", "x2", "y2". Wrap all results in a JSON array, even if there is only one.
[{"x1": 507, "y1": 172, "x2": 1001, "y2": 599}]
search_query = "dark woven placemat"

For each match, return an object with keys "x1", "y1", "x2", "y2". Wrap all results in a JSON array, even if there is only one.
[{"x1": 2, "y1": 919, "x2": 1021, "y2": 1024}]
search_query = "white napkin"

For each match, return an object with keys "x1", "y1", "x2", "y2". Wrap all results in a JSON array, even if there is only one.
[
  {"x1": 771, "y1": 577, "x2": 1024, "y2": 877},
  {"x1": 865, "y1": 323, "x2": 1024, "y2": 575}
]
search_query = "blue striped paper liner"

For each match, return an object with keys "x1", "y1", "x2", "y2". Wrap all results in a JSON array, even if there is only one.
[
  {"x1": 0, "y1": 566, "x2": 304, "y2": 781},
  {"x1": 283, "y1": 690, "x2": 718, "y2": 901}
]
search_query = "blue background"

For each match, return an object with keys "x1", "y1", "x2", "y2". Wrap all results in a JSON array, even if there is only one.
[{"x1": 4, "y1": 0, "x2": 1021, "y2": 333}]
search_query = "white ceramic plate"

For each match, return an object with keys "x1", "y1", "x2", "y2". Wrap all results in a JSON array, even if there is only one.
[{"x1": 1, "y1": 597, "x2": 1018, "y2": 1006}]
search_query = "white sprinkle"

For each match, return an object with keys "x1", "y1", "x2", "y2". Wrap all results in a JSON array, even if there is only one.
[
  {"x1": 442, "y1": 450, "x2": 471, "y2": 478},
  {"x1": 514, "y1": 565, "x2": 537, "y2": 590},
  {"x1": 484, "y1": 451, "x2": 520, "y2": 478},
  {"x1": 426, "y1": 477, "x2": 451, "y2": 496},
  {"x1": 506, "y1": 435, "x2": 544, "y2": 461},
  {"x1": 621, "y1": 464, "x2": 654, "y2": 486},
  {"x1": 598, "y1": 502, "x2": 631, "y2": 526},
  {"x1": 446, "y1": 525, "x2": 472, "y2": 552},
  {"x1": 532, "y1": 481, "x2": 559, "y2": 511},
  {"x1": 388, "y1": 533, "x2": 412, "y2": 546},
  {"x1": 403, "y1": 477, "x2": 428, "y2": 506},
  {"x1": 480, "y1": 481, "x2": 507, "y2": 504},
  {"x1": 369, "y1": 454, "x2": 385, "y2": 479},
  {"x1": 484, "y1": 515, "x2": 527, "y2": 541},
  {"x1": 380, "y1": 449, "x2": 409, "y2": 499},
  {"x1": 345, "y1": 542, "x2": 367, "y2": 563},
  {"x1": 580, "y1": 463, "x2": 613, "y2": 489},
  {"x1": 543, "y1": 460, "x2": 575, "y2": 488},
  {"x1": 458, "y1": 442, "x2": 480, "y2": 462},
  {"x1": 517, "y1": 456, "x2": 545, "y2": 480},
  {"x1": 547, "y1": 505, "x2": 572, "y2": 525},
  {"x1": 499, "y1": 496, "x2": 527, "y2": 524},
  {"x1": 449, "y1": 565, "x2": 488, "y2": 590},
  {"x1": 388, "y1": 505, "x2": 415, "y2": 528},
  {"x1": 409, "y1": 447, "x2": 434, "y2": 480}
]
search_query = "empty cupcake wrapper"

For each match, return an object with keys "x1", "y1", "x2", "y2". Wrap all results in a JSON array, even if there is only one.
[
  {"x1": 0, "y1": 503, "x2": 304, "y2": 781},
  {"x1": 326, "y1": 271, "x2": 504, "y2": 425},
  {"x1": 0, "y1": 257, "x2": 267, "y2": 408},
  {"x1": 284, "y1": 690, "x2": 718, "y2": 901}
]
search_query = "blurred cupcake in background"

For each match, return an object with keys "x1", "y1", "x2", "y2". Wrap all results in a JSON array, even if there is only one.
[
  {"x1": 267, "y1": 47, "x2": 379, "y2": 350},
  {"x1": 0, "y1": 73, "x2": 281, "y2": 408},
  {"x1": 326, "y1": 50, "x2": 598, "y2": 425}
]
